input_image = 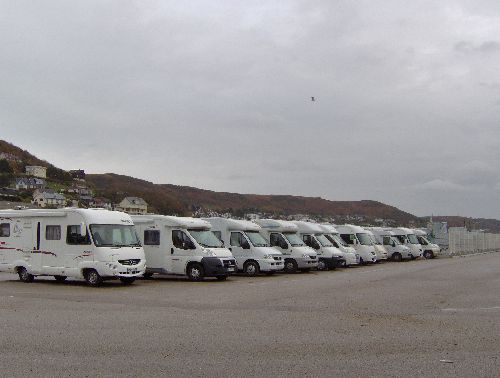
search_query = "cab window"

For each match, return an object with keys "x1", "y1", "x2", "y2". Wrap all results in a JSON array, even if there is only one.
[
  {"x1": 172, "y1": 230, "x2": 195, "y2": 250},
  {"x1": 0, "y1": 223, "x2": 10, "y2": 237},
  {"x1": 230, "y1": 232, "x2": 244, "y2": 247},
  {"x1": 67, "y1": 225, "x2": 91, "y2": 245},
  {"x1": 340, "y1": 234, "x2": 354, "y2": 245},
  {"x1": 270, "y1": 233, "x2": 287, "y2": 249}
]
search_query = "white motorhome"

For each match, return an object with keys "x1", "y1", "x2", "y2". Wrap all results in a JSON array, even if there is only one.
[
  {"x1": 132, "y1": 215, "x2": 236, "y2": 281},
  {"x1": 292, "y1": 221, "x2": 344, "y2": 270},
  {"x1": 365, "y1": 229, "x2": 389, "y2": 261},
  {"x1": 319, "y1": 224, "x2": 360, "y2": 266},
  {"x1": 336, "y1": 224, "x2": 377, "y2": 264},
  {"x1": 0, "y1": 208, "x2": 146, "y2": 286},
  {"x1": 413, "y1": 229, "x2": 440, "y2": 259},
  {"x1": 253, "y1": 219, "x2": 318, "y2": 273},
  {"x1": 390, "y1": 227, "x2": 423, "y2": 259},
  {"x1": 204, "y1": 217, "x2": 283, "y2": 275},
  {"x1": 370, "y1": 228, "x2": 412, "y2": 261}
]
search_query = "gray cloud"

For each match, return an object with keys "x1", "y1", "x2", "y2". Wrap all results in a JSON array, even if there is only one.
[{"x1": 2, "y1": 0, "x2": 500, "y2": 218}]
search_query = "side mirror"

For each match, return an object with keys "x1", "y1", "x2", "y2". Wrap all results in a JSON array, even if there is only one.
[{"x1": 312, "y1": 241, "x2": 320, "y2": 250}]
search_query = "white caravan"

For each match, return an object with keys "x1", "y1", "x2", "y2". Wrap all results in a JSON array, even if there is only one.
[
  {"x1": 204, "y1": 217, "x2": 283, "y2": 275},
  {"x1": 370, "y1": 228, "x2": 412, "y2": 261},
  {"x1": 132, "y1": 215, "x2": 236, "y2": 281},
  {"x1": 292, "y1": 221, "x2": 344, "y2": 270},
  {"x1": 0, "y1": 208, "x2": 146, "y2": 286},
  {"x1": 319, "y1": 224, "x2": 360, "y2": 266},
  {"x1": 336, "y1": 224, "x2": 377, "y2": 264},
  {"x1": 390, "y1": 228, "x2": 423, "y2": 259},
  {"x1": 253, "y1": 219, "x2": 318, "y2": 273},
  {"x1": 365, "y1": 229, "x2": 389, "y2": 261},
  {"x1": 413, "y1": 229, "x2": 440, "y2": 259}
]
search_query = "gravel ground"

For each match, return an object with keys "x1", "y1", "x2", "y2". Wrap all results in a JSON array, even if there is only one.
[{"x1": 0, "y1": 254, "x2": 498, "y2": 377}]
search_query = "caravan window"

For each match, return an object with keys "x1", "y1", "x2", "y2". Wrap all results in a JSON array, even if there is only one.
[
  {"x1": 46, "y1": 225, "x2": 61, "y2": 240},
  {"x1": 0, "y1": 223, "x2": 9, "y2": 237},
  {"x1": 67, "y1": 225, "x2": 91, "y2": 245},
  {"x1": 144, "y1": 230, "x2": 160, "y2": 245}
]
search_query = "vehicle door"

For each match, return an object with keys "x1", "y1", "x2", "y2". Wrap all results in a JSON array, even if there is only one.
[
  {"x1": 302, "y1": 234, "x2": 321, "y2": 256},
  {"x1": 28, "y1": 221, "x2": 43, "y2": 274},
  {"x1": 0, "y1": 221, "x2": 10, "y2": 263},
  {"x1": 229, "y1": 231, "x2": 250, "y2": 269},
  {"x1": 42, "y1": 223, "x2": 63, "y2": 274},
  {"x1": 142, "y1": 228, "x2": 163, "y2": 270},
  {"x1": 270, "y1": 233, "x2": 290, "y2": 255},
  {"x1": 170, "y1": 229, "x2": 197, "y2": 274}
]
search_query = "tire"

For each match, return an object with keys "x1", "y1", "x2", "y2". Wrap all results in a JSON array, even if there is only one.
[
  {"x1": 423, "y1": 251, "x2": 433, "y2": 259},
  {"x1": 143, "y1": 272, "x2": 154, "y2": 279},
  {"x1": 186, "y1": 263, "x2": 204, "y2": 282},
  {"x1": 84, "y1": 269, "x2": 103, "y2": 287},
  {"x1": 359, "y1": 257, "x2": 364, "y2": 265},
  {"x1": 18, "y1": 267, "x2": 34, "y2": 283},
  {"x1": 119, "y1": 277, "x2": 135, "y2": 285},
  {"x1": 283, "y1": 259, "x2": 298, "y2": 273},
  {"x1": 216, "y1": 275, "x2": 227, "y2": 281},
  {"x1": 317, "y1": 258, "x2": 328, "y2": 271},
  {"x1": 392, "y1": 252, "x2": 403, "y2": 262},
  {"x1": 54, "y1": 275, "x2": 67, "y2": 282},
  {"x1": 243, "y1": 261, "x2": 260, "y2": 276}
]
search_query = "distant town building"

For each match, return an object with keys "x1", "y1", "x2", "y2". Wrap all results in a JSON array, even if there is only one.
[
  {"x1": 0, "y1": 152, "x2": 21, "y2": 162},
  {"x1": 0, "y1": 187, "x2": 18, "y2": 199},
  {"x1": 15, "y1": 177, "x2": 46, "y2": 190},
  {"x1": 116, "y1": 197, "x2": 148, "y2": 215},
  {"x1": 69, "y1": 169, "x2": 85, "y2": 181},
  {"x1": 67, "y1": 183, "x2": 92, "y2": 196},
  {"x1": 92, "y1": 197, "x2": 112, "y2": 210},
  {"x1": 32, "y1": 189, "x2": 66, "y2": 208},
  {"x1": 25, "y1": 165, "x2": 47, "y2": 179}
]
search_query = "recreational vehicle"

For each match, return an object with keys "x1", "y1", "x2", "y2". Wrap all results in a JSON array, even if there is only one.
[
  {"x1": 253, "y1": 219, "x2": 318, "y2": 273},
  {"x1": 365, "y1": 229, "x2": 389, "y2": 261},
  {"x1": 0, "y1": 208, "x2": 146, "y2": 286},
  {"x1": 132, "y1": 215, "x2": 236, "y2": 281},
  {"x1": 390, "y1": 227, "x2": 423, "y2": 259},
  {"x1": 336, "y1": 224, "x2": 377, "y2": 264},
  {"x1": 370, "y1": 228, "x2": 412, "y2": 261},
  {"x1": 413, "y1": 229, "x2": 440, "y2": 259},
  {"x1": 204, "y1": 217, "x2": 283, "y2": 275},
  {"x1": 292, "y1": 221, "x2": 344, "y2": 270},
  {"x1": 319, "y1": 224, "x2": 360, "y2": 266}
]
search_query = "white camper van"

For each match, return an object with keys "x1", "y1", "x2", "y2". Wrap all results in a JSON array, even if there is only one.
[
  {"x1": 204, "y1": 217, "x2": 283, "y2": 275},
  {"x1": 132, "y1": 215, "x2": 236, "y2": 281},
  {"x1": 336, "y1": 224, "x2": 377, "y2": 264},
  {"x1": 390, "y1": 227, "x2": 423, "y2": 259},
  {"x1": 319, "y1": 224, "x2": 360, "y2": 266},
  {"x1": 370, "y1": 228, "x2": 412, "y2": 261},
  {"x1": 0, "y1": 208, "x2": 146, "y2": 286},
  {"x1": 413, "y1": 229, "x2": 440, "y2": 259},
  {"x1": 292, "y1": 221, "x2": 344, "y2": 270},
  {"x1": 253, "y1": 219, "x2": 318, "y2": 273},
  {"x1": 365, "y1": 229, "x2": 389, "y2": 261}
]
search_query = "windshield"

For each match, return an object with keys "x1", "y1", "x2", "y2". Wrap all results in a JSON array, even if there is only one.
[
  {"x1": 368, "y1": 234, "x2": 379, "y2": 245},
  {"x1": 407, "y1": 234, "x2": 420, "y2": 244},
  {"x1": 315, "y1": 234, "x2": 333, "y2": 247},
  {"x1": 356, "y1": 233, "x2": 373, "y2": 246},
  {"x1": 333, "y1": 234, "x2": 348, "y2": 247},
  {"x1": 90, "y1": 224, "x2": 141, "y2": 247},
  {"x1": 283, "y1": 232, "x2": 305, "y2": 246},
  {"x1": 394, "y1": 235, "x2": 407, "y2": 244},
  {"x1": 188, "y1": 229, "x2": 223, "y2": 248},
  {"x1": 245, "y1": 231, "x2": 269, "y2": 247}
]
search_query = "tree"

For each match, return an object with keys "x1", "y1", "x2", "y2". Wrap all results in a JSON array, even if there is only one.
[{"x1": 0, "y1": 159, "x2": 13, "y2": 174}]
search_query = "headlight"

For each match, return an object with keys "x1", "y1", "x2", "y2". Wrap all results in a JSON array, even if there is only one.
[
  {"x1": 263, "y1": 254, "x2": 274, "y2": 259},
  {"x1": 302, "y1": 254, "x2": 310, "y2": 258},
  {"x1": 203, "y1": 250, "x2": 216, "y2": 257}
]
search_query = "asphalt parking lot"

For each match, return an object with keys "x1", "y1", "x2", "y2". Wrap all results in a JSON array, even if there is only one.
[{"x1": 0, "y1": 254, "x2": 499, "y2": 378}]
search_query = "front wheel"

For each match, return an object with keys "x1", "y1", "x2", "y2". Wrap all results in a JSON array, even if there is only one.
[
  {"x1": 283, "y1": 259, "x2": 298, "y2": 273},
  {"x1": 317, "y1": 258, "x2": 328, "y2": 271},
  {"x1": 186, "y1": 263, "x2": 204, "y2": 282},
  {"x1": 392, "y1": 252, "x2": 403, "y2": 262},
  {"x1": 423, "y1": 251, "x2": 433, "y2": 259},
  {"x1": 18, "y1": 267, "x2": 34, "y2": 283},
  {"x1": 54, "y1": 275, "x2": 67, "y2": 282},
  {"x1": 84, "y1": 269, "x2": 103, "y2": 287},
  {"x1": 243, "y1": 261, "x2": 260, "y2": 276},
  {"x1": 119, "y1": 277, "x2": 136, "y2": 285}
]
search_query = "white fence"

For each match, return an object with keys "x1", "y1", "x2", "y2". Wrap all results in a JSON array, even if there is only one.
[{"x1": 448, "y1": 228, "x2": 500, "y2": 256}]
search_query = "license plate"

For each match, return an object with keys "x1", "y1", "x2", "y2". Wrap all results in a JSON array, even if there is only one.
[
  {"x1": 227, "y1": 267, "x2": 235, "y2": 272},
  {"x1": 126, "y1": 268, "x2": 135, "y2": 273}
]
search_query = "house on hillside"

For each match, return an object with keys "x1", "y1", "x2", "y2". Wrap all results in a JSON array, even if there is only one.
[
  {"x1": 115, "y1": 197, "x2": 148, "y2": 214},
  {"x1": 0, "y1": 152, "x2": 21, "y2": 162},
  {"x1": 67, "y1": 183, "x2": 92, "y2": 196},
  {"x1": 15, "y1": 177, "x2": 46, "y2": 190},
  {"x1": 25, "y1": 165, "x2": 47, "y2": 178},
  {"x1": 92, "y1": 197, "x2": 112, "y2": 210},
  {"x1": 32, "y1": 189, "x2": 66, "y2": 208},
  {"x1": 69, "y1": 169, "x2": 85, "y2": 181},
  {"x1": 0, "y1": 187, "x2": 19, "y2": 200}
]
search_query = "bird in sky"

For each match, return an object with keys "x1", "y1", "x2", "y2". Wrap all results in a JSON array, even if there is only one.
[{"x1": 311, "y1": 96, "x2": 315, "y2": 101}]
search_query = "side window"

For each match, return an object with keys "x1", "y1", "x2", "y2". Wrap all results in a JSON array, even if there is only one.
[
  {"x1": 383, "y1": 236, "x2": 391, "y2": 245},
  {"x1": 172, "y1": 230, "x2": 194, "y2": 250},
  {"x1": 302, "y1": 235, "x2": 313, "y2": 248},
  {"x1": 270, "y1": 233, "x2": 287, "y2": 249},
  {"x1": 67, "y1": 225, "x2": 91, "y2": 245},
  {"x1": 0, "y1": 223, "x2": 10, "y2": 237},
  {"x1": 230, "y1": 232, "x2": 243, "y2": 247},
  {"x1": 144, "y1": 230, "x2": 160, "y2": 246},
  {"x1": 340, "y1": 234, "x2": 353, "y2": 245},
  {"x1": 46, "y1": 225, "x2": 61, "y2": 240}
]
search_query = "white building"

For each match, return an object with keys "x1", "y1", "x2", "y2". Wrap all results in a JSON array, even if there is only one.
[
  {"x1": 115, "y1": 197, "x2": 148, "y2": 215},
  {"x1": 25, "y1": 166, "x2": 47, "y2": 179},
  {"x1": 32, "y1": 190, "x2": 66, "y2": 208}
]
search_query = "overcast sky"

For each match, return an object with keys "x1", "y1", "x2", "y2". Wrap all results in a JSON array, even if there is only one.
[{"x1": 2, "y1": 1, "x2": 500, "y2": 218}]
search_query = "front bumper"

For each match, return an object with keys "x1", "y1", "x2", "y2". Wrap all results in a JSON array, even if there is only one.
[
  {"x1": 296, "y1": 256, "x2": 318, "y2": 269},
  {"x1": 200, "y1": 257, "x2": 236, "y2": 277},
  {"x1": 96, "y1": 259, "x2": 146, "y2": 278},
  {"x1": 258, "y1": 258, "x2": 284, "y2": 272}
]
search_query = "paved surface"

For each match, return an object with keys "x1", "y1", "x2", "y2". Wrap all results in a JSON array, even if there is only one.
[{"x1": 0, "y1": 254, "x2": 499, "y2": 378}]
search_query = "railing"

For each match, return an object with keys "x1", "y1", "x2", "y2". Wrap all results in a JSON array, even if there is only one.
[{"x1": 448, "y1": 229, "x2": 500, "y2": 256}]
